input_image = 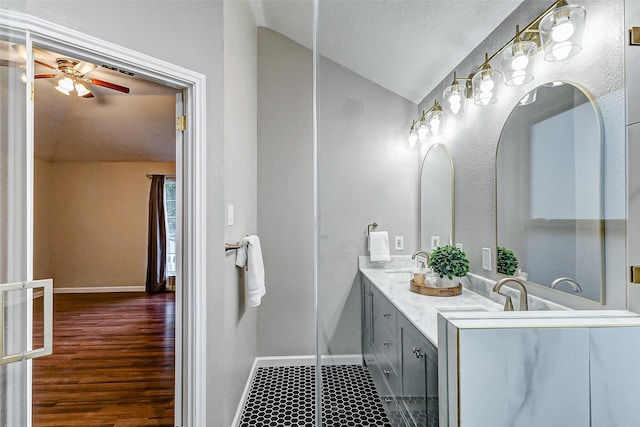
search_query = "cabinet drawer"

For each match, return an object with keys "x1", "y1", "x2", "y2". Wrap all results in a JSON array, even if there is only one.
[
  {"x1": 374, "y1": 318, "x2": 398, "y2": 371},
  {"x1": 378, "y1": 350, "x2": 401, "y2": 397},
  {"x1": 372, "y1": 286, "x2": 397, "y2": 338}
]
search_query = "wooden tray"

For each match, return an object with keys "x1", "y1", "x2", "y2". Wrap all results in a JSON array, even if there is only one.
[{"x1": 409, "y1": 279, "x2": 462, "y2": 297}]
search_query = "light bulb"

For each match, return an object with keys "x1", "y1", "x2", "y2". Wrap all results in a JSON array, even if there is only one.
[
  {"x1": 478, "y1": 91, "x2": 492, "y2": 106},
  {"x1": 480, "y1": 76, "x2": 494, "y2": 93},
  {"x1": 551, "y1": 19, "x2": 575, "y2": 42},
  {"x1": 510, "y1": 70, "x2": 527, "y2": 86},
  {"x1": 511, "y1": 50, "x2": 529, "y2": 70},
  {"x1": 551, "y1": 41, "x2": 573, "y2": 60},
  {"x1": 408, "y1": 131, "x2": 417, "y2": 148},
  {"x1": 418, "y1": 124, "x2": 428, "y2": 141},
  {"x1": 58, "y1": 77, "x2": 74, "y2": 92},
  {"x1": 448, "y1": 91, "x2": 461, "y2": 105},
  {"x1": 449, "y1": 102, "x2": 461, "y2": 115}
]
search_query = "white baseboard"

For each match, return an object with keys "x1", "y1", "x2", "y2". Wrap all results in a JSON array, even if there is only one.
[
  {"x1": 231, "y1": 354, "x2": 363, "y2": 427},
  {"x1": 53, "y1": 286, "x2": 146, "y2": 294}
]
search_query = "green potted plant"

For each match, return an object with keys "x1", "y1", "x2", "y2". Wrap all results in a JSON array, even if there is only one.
[
  {"x1": 497, "y1": 247, "x2": 519, "y2": 276},
  {"x1": 429, "y1": 245, "x2": 470, "y2": 286}
]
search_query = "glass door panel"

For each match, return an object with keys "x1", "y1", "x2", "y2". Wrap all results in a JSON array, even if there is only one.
[{"x1": 0, "y1": 16, "x2": 31, "y2": 426}]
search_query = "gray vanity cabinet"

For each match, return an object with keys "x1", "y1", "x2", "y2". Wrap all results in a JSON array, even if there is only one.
[
  {"x1": 361, "y1": 274, "x2": 438, "y2": 426},
  {"x1": 398, "y1": 315, "x2": 438, "y2": 427}
]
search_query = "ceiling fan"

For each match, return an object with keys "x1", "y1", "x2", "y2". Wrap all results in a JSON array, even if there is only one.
[{"x1": 35, "y1": 58, "x2": 130, "y2": 98}]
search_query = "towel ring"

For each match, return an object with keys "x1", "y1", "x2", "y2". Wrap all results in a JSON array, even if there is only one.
[{"x1": 367, "y1": 222, "x2": 378, "y2": 236}]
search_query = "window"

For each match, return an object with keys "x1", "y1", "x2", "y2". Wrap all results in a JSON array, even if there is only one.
[{"x1": 164, "y1": 178, "x2": 177, "y2": 276}]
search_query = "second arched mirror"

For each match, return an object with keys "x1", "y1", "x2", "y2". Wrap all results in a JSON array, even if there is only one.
[{"x1": 419, "y1": 143, "x2": 454, "y2": 251}]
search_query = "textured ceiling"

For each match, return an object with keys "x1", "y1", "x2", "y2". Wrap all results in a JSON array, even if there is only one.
[{"x1": 255, "y1": 0, "x2": 527, "y2": 103}]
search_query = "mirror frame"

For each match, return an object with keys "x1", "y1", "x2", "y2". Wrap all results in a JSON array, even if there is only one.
[
  {"x1": 494, "y1": 81, "x2": 606, "y2": 304},
  {"x1": 419, "y1": 142, "x2": 455, "y2": 250}
]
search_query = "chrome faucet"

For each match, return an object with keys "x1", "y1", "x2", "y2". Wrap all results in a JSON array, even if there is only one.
[
  {"x1": 411, "y1": 250, "x2": 430, "y2": 269},
  {"x1": 493, "y1": 278, "x2": 529, "y2": 311},
  {"x1": 551, "y1": 277, "x2": 583, "y2": 293}
]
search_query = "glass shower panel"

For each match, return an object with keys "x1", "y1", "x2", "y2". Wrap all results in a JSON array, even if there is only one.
[{"x1": 316, "y1": 1, "x2": 419, "y2": 425}]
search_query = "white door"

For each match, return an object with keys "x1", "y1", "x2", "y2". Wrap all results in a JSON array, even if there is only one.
[{"x1": 0, "y1": 18, "x2": 53, "y2": 427}]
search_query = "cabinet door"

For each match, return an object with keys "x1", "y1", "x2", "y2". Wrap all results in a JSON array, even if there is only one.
[
  {"x1": 362, "y1": 276, "x2": 373, "y2": 346},
  {"x1": 400, "y1": 318, "x2": 438, "y2": 427}
]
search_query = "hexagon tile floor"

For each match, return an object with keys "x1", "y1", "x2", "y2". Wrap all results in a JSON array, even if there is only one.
[{"x1": 239, "y1": 365, "x2": 393, "y2": 427}]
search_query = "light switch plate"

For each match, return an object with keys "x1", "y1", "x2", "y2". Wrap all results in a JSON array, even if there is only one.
[
  {"x1": 456, "y1": 243, "x2": 464, "y2": 251},
  {"x1": 481, "y1": 247, "x2": 491, "y2": 271},
  {"x1": 227, "y1": 204, "x2": 234, "y2": 226},
  {"x1": 394, "y1": 236, "x2": 404, "y2": 251},
  {"x1": 431, "y1": 236, "x2": 440, "y2": 250}
]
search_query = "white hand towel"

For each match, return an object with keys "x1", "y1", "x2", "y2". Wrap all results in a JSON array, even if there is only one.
[
  {"x1": 235, "y1": 235, "x2": 266, "y2": 307},
  {"x1": 369, "y1": 231, "x2": 390, "y2": 262}
]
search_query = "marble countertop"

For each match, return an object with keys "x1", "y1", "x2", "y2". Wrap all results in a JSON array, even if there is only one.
[
  {"x1": 359, "y1": 256, "x2": 640, "y2": 347},
  {"x1": 359, "y1": 258, "x2": 503, "y2": 346}
]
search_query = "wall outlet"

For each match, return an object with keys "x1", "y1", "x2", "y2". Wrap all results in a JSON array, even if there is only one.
[
  {"x1": 430, "y1": 236, "x2": 440, "y2": 250},
  {"x1": 456, "y1": 243, "x2": 464, "y2": 251},
  {"x1": 394, "y1": 235, "x2": 404, "y2": 251},
  {"x1": 481, "y1": 247, "x2": 492, "y2": 271}
]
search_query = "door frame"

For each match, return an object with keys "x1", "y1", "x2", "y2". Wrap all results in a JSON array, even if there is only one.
[{"x1": 2, "y1": 9, "x2": 207, "y2": 426}]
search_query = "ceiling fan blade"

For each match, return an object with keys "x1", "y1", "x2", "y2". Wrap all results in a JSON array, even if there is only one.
[
  {"x1": 0, "y1": 59, "x2": 24, "y2": 69},
  {"x1": 34, "y1": 59, "x2": 55, "y2": 70},
  {"x1": 35, "y1": 74, "x2": 59, "y2": 79},
  {"x1": 86, "y1": 78, "x2": 130, "y2": 94},
  {"x1": 74, "y1": 61, "x2": 97, "y2": 75}
]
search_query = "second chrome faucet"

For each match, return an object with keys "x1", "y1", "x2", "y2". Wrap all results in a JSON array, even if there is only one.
[{"x1": 493, "y1": 278, "x2": 529, "y2": 311}]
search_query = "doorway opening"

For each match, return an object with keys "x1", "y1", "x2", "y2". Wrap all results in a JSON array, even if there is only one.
[{"x1": 30, "y1": 45, "x2": 180, "y2": 426}]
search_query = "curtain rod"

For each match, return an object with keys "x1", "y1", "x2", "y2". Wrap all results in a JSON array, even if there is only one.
[{"x1": 146, "y1": 174, "x2": 176, "y2": 179}]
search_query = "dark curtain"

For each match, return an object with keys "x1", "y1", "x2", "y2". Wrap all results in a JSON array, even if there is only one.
[{"x1": 146, "y1": 175, "x2": 166, "y2": 293}]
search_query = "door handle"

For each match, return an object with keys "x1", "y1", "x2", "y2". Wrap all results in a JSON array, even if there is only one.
[{"x1": 0, "y1": 279, "x2": 53, "y2": 365}]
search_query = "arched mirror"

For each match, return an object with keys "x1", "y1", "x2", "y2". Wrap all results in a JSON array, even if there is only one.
[
  {"x1": 496, "y1": 82, "x2": 604, "y2": 303},
  {"x1": 420, "y1": 143, "x2": 454, "y2": 250}
]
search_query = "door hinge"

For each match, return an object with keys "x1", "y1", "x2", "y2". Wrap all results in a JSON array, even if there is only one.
[
  {"x1": 631, "y1": 266, "x2": 640, "y2": 283},
  {"x1": 30, "y1": 82, "x2": 34, "y2": 101},
  {"x1": 631, "y1": 27, "x2": 640, "y2": 46},
  {"x1": 176, "y1": 115, "x2": 187, "y2": 131}
]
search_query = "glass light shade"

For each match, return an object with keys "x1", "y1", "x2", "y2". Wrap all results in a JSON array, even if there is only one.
[
  {"x1": 472, "y1": 68, "x2": 502, "y2": 106},
  {"x1": 443, "y1": 83, "x2": 466, "y2": 115},
  {"x1": 426, "y1": 109, "x2": 446, "y2": 135},
  {"x1": 417, "y1": 120, "x2": 428, "y2": 142},
  {"x1": 75, "y1": 82, "x2": 91, "y2": 97},
  {"x1": 55, "y1": 84, "x2": 70, "y2": 95},
  {"x1": 408, "y1": 129, "x2": 418, "y2": 148},
  {"x1": 501, "y1": 40, "x2": 537, "y2": 86},
  {"x1": 539, "y1": 4, "x2": 586, "y2": 61},
  {"x1": 58, "y1": 77, "x2": 75, "y2": 92}
]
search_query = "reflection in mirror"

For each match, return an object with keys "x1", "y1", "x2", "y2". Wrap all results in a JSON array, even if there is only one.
[
  {"x1": 496, "y1": 82, "x2": 604, "y2": 303},
  {"x1": 420, "y1": 143, "x2": 454, "y2": 251}
]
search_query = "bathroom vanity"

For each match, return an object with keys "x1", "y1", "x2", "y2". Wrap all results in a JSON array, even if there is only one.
[
  {"x1": 359, "y1": 257, "x2": 502, "y2": 426},
  {"x1": 361, "y1": 256, "x2": 640, "y2": 427}
]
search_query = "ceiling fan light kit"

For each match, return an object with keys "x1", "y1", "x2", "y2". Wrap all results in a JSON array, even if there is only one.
[{"x1": 408, "y1": 0, "x2": 586, "y2": 147}]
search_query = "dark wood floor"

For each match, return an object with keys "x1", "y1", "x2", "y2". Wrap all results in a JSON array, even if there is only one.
[{"x1": 32, "y1": 292, "x2": 175, "y2": 427}]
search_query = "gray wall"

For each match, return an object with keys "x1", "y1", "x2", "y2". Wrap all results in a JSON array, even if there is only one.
[
  {"x1": 223, "y1": 1, "x2": 258, "y2": 425},
  {"x1": 3, "y1": 1, "x2": 227, "y2": 424},
  {"x1": 418, "y1": 0, "x2": 626, "y2": 310},
  {"x1": 257, "y1": 28, "x2": 315, "y2": 356},
  {"x1": 257, "y1": 27, "x2": 417, "y2": 357}
]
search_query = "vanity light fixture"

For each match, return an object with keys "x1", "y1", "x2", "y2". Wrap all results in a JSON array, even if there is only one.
[
  {"x1": 501, "y1": 25, "x2": 537, "y2": 86},
  {"x1": 539, "y1": 2, "x2": 586, "y2": 61},
  {"x1": 472, "y1": 53, "x2": 502, "y2": 106},
  {"x1": 406, "y1": 101, "x2": 446, "y2": 146},
  {"x1": 443, "y1": 71, "x2": 467, "y2": 115},
  {"x1": 405, "y1": 0, "x2": 585, "y2": 140}
]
